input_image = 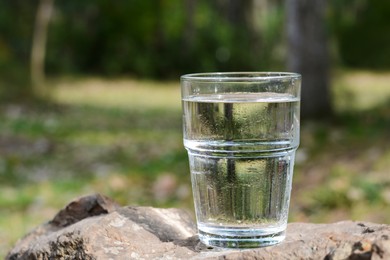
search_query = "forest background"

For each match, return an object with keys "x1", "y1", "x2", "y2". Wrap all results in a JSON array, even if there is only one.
[{"x1": 0, "y1": 0, "x2": 390, "y2": 257}]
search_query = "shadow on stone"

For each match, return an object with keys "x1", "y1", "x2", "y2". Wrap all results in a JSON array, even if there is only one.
[{"x1": 50, "y1": 193, "x2": 120, "y2": 228}]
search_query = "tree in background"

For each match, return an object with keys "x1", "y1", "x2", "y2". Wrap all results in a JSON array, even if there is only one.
[
  {"x1": 2, "y1": 0, "x2": 387, "y2": 114},
  {"x1": 31, "y1": 0, "x2": 54, "y2": 98},
  {"x1": 286, "y1": 0, "x2": 332, "y2": 118}
]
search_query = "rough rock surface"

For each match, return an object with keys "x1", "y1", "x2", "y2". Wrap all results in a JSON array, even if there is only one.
[{"x1": 7, "y1": 194, "x2": 390, "y2": 259}]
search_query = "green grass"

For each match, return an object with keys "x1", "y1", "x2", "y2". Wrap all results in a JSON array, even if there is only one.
[
  {"x1": 332, "y1": 70, "x2": 390, "y2": 111},
  {"x1": 1, "y1": 71, "x2": 390, "y2": 257}
]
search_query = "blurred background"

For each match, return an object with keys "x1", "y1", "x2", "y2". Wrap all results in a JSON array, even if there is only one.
[{"x1": 1, "y1": 0, "x2": 390, "y2": 256}]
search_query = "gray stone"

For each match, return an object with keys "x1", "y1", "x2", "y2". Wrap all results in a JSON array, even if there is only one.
[{"x1": 6, "y1": 194, "x2": 390, "y2": 259}]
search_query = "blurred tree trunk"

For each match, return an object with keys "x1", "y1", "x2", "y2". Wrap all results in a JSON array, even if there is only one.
[
  {"x1": 31, "y1": 0, "x2": 54, "y2": 98},
  {"x1": 286, "y1": 0, "x2": 332, "y2": 118}
]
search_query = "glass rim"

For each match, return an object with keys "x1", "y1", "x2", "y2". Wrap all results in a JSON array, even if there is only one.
[{"x1": 181, "y1": 72, "x2": 301, "y2": 82}]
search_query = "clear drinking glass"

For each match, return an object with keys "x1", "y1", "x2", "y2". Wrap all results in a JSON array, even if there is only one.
[{"x1": 181, "y1": 72, "x2": 301, "y2": 248}]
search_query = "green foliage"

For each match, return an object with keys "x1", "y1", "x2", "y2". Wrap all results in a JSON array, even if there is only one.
[
  {"x1": 330, "y1": 0, "x2": 390, "y2": 69},
  {"x1": 0, "y1": 1, "x2": 36, "y2": 100},
  {"x1": 44, "y1": 0, "x2": 285, "y2": 78},
  {"x1": 1, "y1": 0, "x2": 390, "y2": 103},
  {"x1": 0, "y1": 0, "x2": 288, "y2": 103}
]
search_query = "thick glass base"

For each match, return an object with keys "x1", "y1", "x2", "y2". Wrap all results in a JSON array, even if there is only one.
[{"x1": 198, "y1": 228, "x2": 286, "y2": 249}]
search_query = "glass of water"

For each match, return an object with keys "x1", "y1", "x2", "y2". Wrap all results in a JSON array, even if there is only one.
[{"x1": 181, "y1": 72, "x2": 301, "y2": 248}]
